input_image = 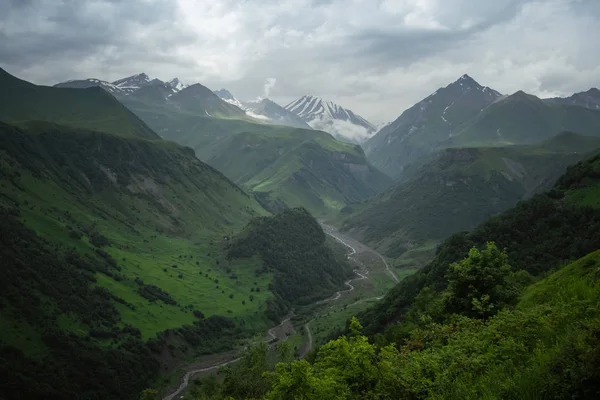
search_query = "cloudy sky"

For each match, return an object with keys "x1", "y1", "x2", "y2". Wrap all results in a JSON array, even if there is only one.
[{"x1": 1, "y1": 0, "x2": 599, "y2": 123}]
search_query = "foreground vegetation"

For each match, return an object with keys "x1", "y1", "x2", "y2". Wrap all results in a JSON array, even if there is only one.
[{"x1": 157, "y1": 243, "x2": 600, "y2": 399}]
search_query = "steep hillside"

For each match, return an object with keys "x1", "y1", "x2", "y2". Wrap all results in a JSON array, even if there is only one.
[
  {"x1": 252, "y1": 249, "x2": 600, "y2": 399},
  {"x1": 342, "y1": 135, "x2": 600, "y2": 259},
  {"x1": 206, "y1": 130, "x2": 392, "y2": 216},
  {"x1": 452, "y1": 90, "x2": 600, "y2": 146},
  {"x1": 357, "y1": 149, "x2": 600, "y2": 337},
  {"x1": 365, "y1": 74, "x2": 502, "y2": 177},
  {"x1": 227, "y1": 208, "x2": 353, "y2": 320},
  {"x1": 0, "y1": 120, "x2": 274, "y2": 399},
  {"x1": 1, "y1": 68, "x2": 159, "y2": 139}
]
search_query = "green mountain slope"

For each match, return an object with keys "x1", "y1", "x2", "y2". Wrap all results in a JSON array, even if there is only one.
[
  {"x1": 122, "y1": 99, "x2": 391, "y2": 216},
  {"x1": 208, "y1": 131, "x2": 392, "y2": 216},
  {"x1": 341, "y1": 135, "x2": 600, "y2": 260},
  {"x1": 357, "y1": 149, "x2": 600, "y2": 337},
  {"x1": 0, "y1": 120, "x2": 274, "y2": 399},
  {"x1": 250, "y1": 249, "x2": 600, "y2": 399},
  {"x1": 452, "y1": 91, "x2": 600, "y2": 146},
  {"x1": 0, "y1": 68, "x2": 159, "y2": 139}
]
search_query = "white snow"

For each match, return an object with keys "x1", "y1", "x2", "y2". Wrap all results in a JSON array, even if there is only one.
[{"x1": 284, "y1": 95, "x2": 375, "y2": 142}]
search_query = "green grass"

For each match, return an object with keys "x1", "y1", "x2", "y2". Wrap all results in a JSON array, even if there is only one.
[
  {"x1": 0, "y1": 121, "x2": 277, "y2": 342},
  {"x1": 394, "y1": 241, "x2": 439, "y2": 268},
  {"x1": 565, "y1": 185, "x2": 600, "y2": 208}
]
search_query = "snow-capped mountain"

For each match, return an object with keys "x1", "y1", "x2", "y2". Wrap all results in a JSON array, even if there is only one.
[
  {"x1": 53, "y1": 78, "x2": 122, "y2": 94},
  {"x1": 365, "y1": 74, "x2": 502, "y2": 178},
  {"x1": 284, "y1": 95, "x2": 376, "y2": 143},
  {"x1": 243, "y1": 98, "x2": 312, "y2": 129},
  {"x1": 168, "y1": 78, "x2": 188, "y2": 92},
  {"x1": 111, "y1": 73, "x2": 151, "y2": 92},
  {"x1": 214, "y1": 89, "x2": 312, "y2": 129},
  {"x1": 55, "y1": 73, "x2": 188, "y2": 97},
  {"x1": 214, "y1": 89, "x2": 245, "y2": 110}
]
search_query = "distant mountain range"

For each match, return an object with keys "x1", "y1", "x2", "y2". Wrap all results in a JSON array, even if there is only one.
[
  {"x1": 365, "y1": 74, "x2": 600, "y2": 178},
  {"x1": 214, "y1": 89, "x2": 311, "y2": 129},
  {"x1": 545, "y1": 88, "x2": 600, "y2": 110},
  {"x1": 285, "y1": 95, "x2": 376, "y2": 143},
  {"x1": 55, "y1": 73, "x2": 188, "y2": 96}
]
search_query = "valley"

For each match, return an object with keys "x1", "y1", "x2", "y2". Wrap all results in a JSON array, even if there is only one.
[
  {"x1": 162, "y1": 225, "x2": 406, "y2": 400},
  {"x1": 2, "y1": 56, "x2": 600, "y2": 400}
]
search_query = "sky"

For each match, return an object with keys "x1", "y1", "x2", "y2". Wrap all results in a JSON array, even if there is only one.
[{"x1": 1, "y1": 0, "x2": 599, "y2": 124}]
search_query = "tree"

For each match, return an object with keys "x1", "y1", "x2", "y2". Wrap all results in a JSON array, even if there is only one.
[
  {"x1": 445, "y1": 242, "x2": 517, "y2": 318},
  {"x1": 139, "y1": 388, "x2": 159, "y2": 400}
]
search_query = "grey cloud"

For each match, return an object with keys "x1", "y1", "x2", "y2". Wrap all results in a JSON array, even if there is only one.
[{"x1": 1, "y1": 0, "x2": 599, "y2": 123}]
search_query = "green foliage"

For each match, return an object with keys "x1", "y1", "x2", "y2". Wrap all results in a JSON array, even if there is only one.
[
  {"x1": 221, "y1": 341, "x2": 271, "y2": 399},
  {"x1": 229, "y1": 250, "x2": 600, "y2": 400},
  {"x1": 358, "y1": 174, "x2": 600, "y2": 337},
  {"x1": 0, "y1": 209, "x2": 158, "y2": 399},
  {"x1": 139, "y1": 389, "x2": 159, "y2": 400},
  {"x1": 228, "y1": 208, "x2": 353, "y2": 320},
  {"x1": 445, "y1": 242, "x2": 518, "y2": 318}
]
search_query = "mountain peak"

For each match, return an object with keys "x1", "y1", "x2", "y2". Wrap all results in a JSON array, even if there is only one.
[
  {"x1": 451, "y1": 73, "x2": 480, "y2": 88},
  {"x1": 112, "y1": 73, "x2": 150, "y2": 88},
  {"x1": 167, "y1": 78, "x2": 186, "y2": 92},
  {"x1": 214, "y1": 89, "x2": 235, "y2": 100},
  {"x1": 284, "y1": 95, "x2": 375, "y2": 142}
]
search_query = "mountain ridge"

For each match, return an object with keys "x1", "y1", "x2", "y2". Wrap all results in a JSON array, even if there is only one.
[{"x1": 284, "y1": 95, "x2": 376, "y2": 143}]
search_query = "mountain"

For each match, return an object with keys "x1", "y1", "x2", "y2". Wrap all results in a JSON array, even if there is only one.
[
  {"x1": 358, "y1": 149, "x2": 600, "y2": 338},
  {"x1": 243, "y1": 98, "x2": 313, "y2": 129},
  {"x1": 1, "y1": 67, "x2": 159, "y2": 139},
  {"x1": 214, "y1": 88, "x2": 245, "y2": 109},
  {"x1": 284, "y1": 95, "x2": 376, "y2": 143},
  {"x1": 341, "y1": 133, "x2": 600, "y2": 260},
  {"x1": 214, "y1": 89, "x2": 312, "y2": 129},
  {"x1": 167, "y1": 77, "x2": 187, "y2": 92},
  {"x1": 451, "y1": 90, "x2": 600, "y2": 146},
  {"x1": 545, "y1": 88, "x2": 600, "y2": 110},
  {"x1": 55, "y1": 73, "x2": 188, "y2": 97},
  {"x1": 54, "y1": 78, "x2": 123, "y2": 94},
  {"x1": 202, "y1": 126, "x2": 392, "y2": 216},
  {"x1": 112, "y1": 72, "x2": 151, "y2": 91},
  {"x1": 167, "y1": 83, "x2": 247, "y2": 118},
  {"x1": 364, "y1": 74, "x2": 502, "y2": 178},
  {"x1": 0, "y1": 70, "x2": 309, "y2": 399}
]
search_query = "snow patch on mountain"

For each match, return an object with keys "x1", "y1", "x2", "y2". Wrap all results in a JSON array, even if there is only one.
[
  {"x1": 284, "y1": 95, "x2": 375, "y2": 143},
  {"x1": 214, "y1": 89, "x2": 246, "y2": 110}
]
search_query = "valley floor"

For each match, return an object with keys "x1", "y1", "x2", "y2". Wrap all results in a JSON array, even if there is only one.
[{"x1": 160, "y1": 224, "x2": 414, "y2": 399}]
